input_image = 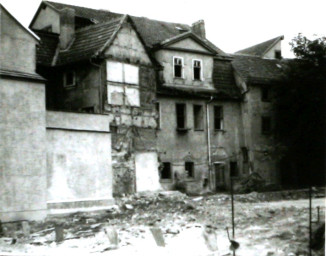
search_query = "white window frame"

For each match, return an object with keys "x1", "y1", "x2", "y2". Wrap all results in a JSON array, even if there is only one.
[
  {"x1": 173, "y1": 56, "x2": 184, "y2": 79},
  {"x1": 192, "y1": 59, "x2": 203, "y2": 81},
  {"x1": 63, "y1": 71, "x2": 76, "y2": 88}
]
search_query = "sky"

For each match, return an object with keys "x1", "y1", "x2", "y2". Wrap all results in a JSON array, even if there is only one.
[{"x1": 1, "y1": 0, "x2": 325, "y2": 58}]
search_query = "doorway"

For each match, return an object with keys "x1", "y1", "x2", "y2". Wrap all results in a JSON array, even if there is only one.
[{"x1": 214, "y1": 163, "x2": 226, "y2": 191}]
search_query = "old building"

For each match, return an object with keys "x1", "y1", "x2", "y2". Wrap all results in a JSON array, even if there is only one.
[{"x1": 27, "y1": 1, "x2": 288, "y2": 195}]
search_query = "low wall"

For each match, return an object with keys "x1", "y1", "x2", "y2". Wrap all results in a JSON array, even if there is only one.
[{"x1": 46, "y1": 111, "x2": 114, "y2": 213}]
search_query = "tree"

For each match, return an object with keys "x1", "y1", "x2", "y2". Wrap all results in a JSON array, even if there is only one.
[{"x1": 274, "y1": 34, "x2": 326, "y2": 187}]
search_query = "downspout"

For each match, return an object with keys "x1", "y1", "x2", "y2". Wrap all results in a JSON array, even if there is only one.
[{"x1": 206, "y1": 96, "x2": 214, "y2": 190}]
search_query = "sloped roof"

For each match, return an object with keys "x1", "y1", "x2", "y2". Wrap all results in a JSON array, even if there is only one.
[
  {"x1": 232, "y1": 55, "x2": 285, "y2": 84},
  {"x1": 157, "y1": 58, "x2": 241, "y2": 100},
  {"x1": 34, "y1": 30, "x2": 59, "y2": 66},
  {"x1": 56, "y1": 18, "x2": 122, "y2": 65},
  {"x1": 235, "y1": 36, "x2": 284, "y2": 57}
]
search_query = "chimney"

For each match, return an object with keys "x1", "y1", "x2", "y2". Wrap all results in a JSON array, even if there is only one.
[
  {"x1": 191, "y1": 20, "x2": 206, "y2": 38},
  {"x1": 59, "y1": 8, "x2": 75, "y2": 50}
]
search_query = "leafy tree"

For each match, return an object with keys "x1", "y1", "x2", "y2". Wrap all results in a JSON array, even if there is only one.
[{"x1": 275, "y1": 34, "x2": 326, "y2": 187}]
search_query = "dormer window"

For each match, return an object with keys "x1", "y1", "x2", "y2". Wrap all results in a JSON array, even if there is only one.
[
  {"x1": 173, "y1": 57, "x2": 183, "y2": 78},
  {"x1": 193, "y1": 59, "x2": 202, "y2": 80},
  {"x1": 63, "y1": 71, "x2": 76, "y2": 88}
]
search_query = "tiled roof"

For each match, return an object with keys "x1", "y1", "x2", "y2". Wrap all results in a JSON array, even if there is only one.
[
  {"x1": 235, "y1": 36, "x2": 284, "y2": 57},
  {"x1": 34, "y1": 30, "x2": 59, "y2": 66},
  {"x1": 157, "y1": 58, "x2": 241, "y2": 100},
  {"x1": 56, "y1": 18, "x2": 122, "y2": 65},
  {"x1": 45, "y1": 1, "x2": 122, "y2": 23},
  {"x1": 232, "y1": 55, "x2": 285, "y2": 84}
]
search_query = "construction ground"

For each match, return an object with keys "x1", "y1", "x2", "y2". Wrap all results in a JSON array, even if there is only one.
[{"x1": 0, "y1": 189, "x2": 325, "y2": 256}]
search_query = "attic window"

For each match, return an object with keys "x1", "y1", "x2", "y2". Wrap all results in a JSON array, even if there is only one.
[
  {"x1": 193, "y1": 59, "x2": 202, "y2": 80},
  {"x1": 275, "y1": 50, "x2": 282, "y2": 59},
  {"x1": 173, "y1": 57, "x2": 183, "y2": 78}
]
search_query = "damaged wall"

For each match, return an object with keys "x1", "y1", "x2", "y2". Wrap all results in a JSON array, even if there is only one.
[{"x1": 46, "y1": 111, "x2": 113, "y2": 211}]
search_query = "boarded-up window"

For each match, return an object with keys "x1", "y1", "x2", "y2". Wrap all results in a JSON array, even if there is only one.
[
  {"x1": 176, "y1": 103, "x2": 186, "y2": 129},
  {"x1": 173, "y1": 57, "x2": 183, "y2": 78},
  {"x1": 106, "y1": 61, "x2": 140, "y2": 107},
  {"x1": 185, "y1": 162, "x2": 194, "y2": 178},
  {"x1": 193, "y1": 105, "x2": 204, "y2": 130},
  {"x1": 214, "y1": 106, "x2": 223, "y2": 130}
]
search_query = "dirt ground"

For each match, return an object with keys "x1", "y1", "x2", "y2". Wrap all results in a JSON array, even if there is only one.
[{"x1": 0, "y1": 191, "x2": 325, "y2": 256}]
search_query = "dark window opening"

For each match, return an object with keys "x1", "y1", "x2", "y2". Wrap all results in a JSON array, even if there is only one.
[
  {"x1": 241, "y1": 147, "x2": 249, "y2": 163},
  {"x1": 193, "y1": 60, "x2": 201, "y2": 80},
  {"x1": 185, "y1": 162, "x2": 194, "y2": 178},
  {"x1": 155, "y1": 102, "x2": 160, "y2": 129},
  {"x1": 174, "y1": 57, "x2": 183, "y2": 78},
  {"x1": 262, "y1": 116, "x2": 272, "y2": 134},
  {"x1": 214, "y1": 106, "x2": 223, "y2": 130},
  {"x1": 176, "y1": 103, "x2": 186, "y2": 129},
  {"x1": 193, "y1": 105, "x2": 204, "y2": 130},
  {"x1": 160, "y1": 162, "x2": 172, "y2": 179},
  {"x1": 230, "y1": 161, "x2": 238, "y2": 177},
  {"x1": 80, "y1": 106, "x2": 94, "y2": 113},
  {"x1": 275, "y1": 50, "x2": 282, "y2": 59},
  {"x1": 215, "y1": 163, "x2": 226, "y2": 189},
  {"x1": 64, "y1": 71, "x2": 75, "y2": 87},
  {"x1": 261, "y1": 87, "x2": 271, "y2": 102}
]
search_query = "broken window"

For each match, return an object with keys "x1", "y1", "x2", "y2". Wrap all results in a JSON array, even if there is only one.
[
  {"x1": 176, "y1": 103, "x2": 186, "y2": 129},
  {"x1": 63, "y1": 71, "x2": 75, "y2": 88},
  {"x1": 193, "y1": 104, "x2": 204, "y2": 130},
  {"x1": 230, "y1": 161, "x2": 238, "y2": 177},
  {"x1": 214, "y1": 106, "x2": 223, "y2": 130},
  {"x1": 185, "y1": 162, "x2": 194, "y2": 178},
  {"x1": 106, "y1": 61, "x2": 139, "y2": 107},
  {"x1": 173, "y1": 57, "x2": 183, "y2": 78},
  {"x1": 193, "y1": 59, "x2": 202, "y2": 80},
  {"x1": 160, "y1": 162, "x2": 172, "y2": 179},
  {"x1": 262, "y1": 116, "x2": 272, "y2": 134},
  {"x1": 261, "y1": 87, "x2": 271, "y2": 102}
]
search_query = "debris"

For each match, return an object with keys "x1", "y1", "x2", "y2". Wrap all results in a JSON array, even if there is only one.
[
  {"x1": 104, "y1": 227, "x2": 119, "y2": 248},
  {"x1": 192, "y1": 196, "x2": 203, "y2": 202},
  {"x1": 21, "y1": 221, "x2": 30, "y2": 238},
  {"x1": 124, "y1": 204, "x2": 134, "y2": 210},
  {"x1": 203, "y1": 225, "x2": 219, "y2": 252},
  {"x1": 311, "y1": 222, "x2": 325, "y2": 250},
  {"x1": 55, "y1": 224, "x2": 64, "y2": 243},
  {"x1": 166, "y1": 227, "x2": 180, "y2": 235},
  {"x1": 150, "y1": 227, "x2": 165, "y2": 247}
]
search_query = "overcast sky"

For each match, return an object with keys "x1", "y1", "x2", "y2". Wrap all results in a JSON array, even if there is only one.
[{"x1": 1, "y1": 0, "x2": 325, "y2": 58}]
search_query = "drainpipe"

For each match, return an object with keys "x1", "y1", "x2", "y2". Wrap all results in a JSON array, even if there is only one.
[{"x1": 206, "y1": 96, "x2": 214, "y2": 190}]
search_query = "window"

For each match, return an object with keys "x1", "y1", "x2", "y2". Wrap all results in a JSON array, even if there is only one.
[
  {"x1": 63, "y1": 71, "x2": 76, "y2": 88},
  {"x1": 261, "y1": 87, "x2": 271, "y2": 102},
  {"x1": 193, "y1": 59, "x2": 202, "y2": 80},
  {"x1": 156, "y1": 102, "x2": 161, "y2": 129},
  {"x1": 214, "y1": 106, "x2": 223, "y2": 130},
  {"x1": 241, "y1": 147, "x2": 249, "y2": 163},
  {"x1": 176, "y1": 103, "x2": 186, "y2": 129},
  {"x1": 173, "y1": 57, "x2": 183, "y2": 78},
  {"x1": 106, "y1": 61, "x2": 139, "y2": 107},
  {"x1": 230, "y1": 161, "x2": 238, "y2": 177},
  {"x1": 261, "y1": 116, "x2": 272, "y2": 134},
  {"x1": 275, "y1": 50, "x2": 282, "y2": 59},
  {"x1": 160, "y1": 162, "x2": 172, "y2": 179},
  {"x1": 193, "y1": 105, "x2": 204, "y2": 130},
  {"x1": 185, "y1": 162, "x2": 194, "y2": 178}
]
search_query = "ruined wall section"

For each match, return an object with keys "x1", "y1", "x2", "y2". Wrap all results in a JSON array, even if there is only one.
[{"x1": 103, "y1": 23, "x2": 158, "y2": 196}]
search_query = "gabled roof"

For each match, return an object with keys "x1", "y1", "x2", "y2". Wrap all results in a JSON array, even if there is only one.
[
  {"x1": 0, "y1": 4, "x2": 39, "y2": 41},
  {"x1": 56, "y1": 17, "x2": 123, "y2": 65},
  {"x1": 235, "y1": 36, "x2": 284, "y2": 57},
  {"x1": 232, "y1": 55, "x2": 285, "y2": 85}
]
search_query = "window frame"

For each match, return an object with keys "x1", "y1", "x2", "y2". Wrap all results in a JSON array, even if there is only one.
[
  {"x1": 160, "y1": 162, "x2": 172, "y2": 180},
  {"x1": 63, "y1": 71, "x2": 76, "y2": 88},
  {"x1": 193, "y1": 104, "x2": 204, "y2": 131},
  {"x1": 185, "y1": 161, "x2": 195, "y2": 179},
  {"x1": 192, "y1": 59, "x2": 203, "y2": 81},
  {"x1": 176, "y1": 103, "x2": 187, "y2": 130},
  {"x1": 173, "y1": 56, "x2": 184, "y2": 79},
  {"x1": 214, "y1": 105, "x2": 224, "y2": 131}
]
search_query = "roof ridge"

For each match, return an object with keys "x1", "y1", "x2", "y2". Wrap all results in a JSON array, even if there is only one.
[{"x1": 45, "y1": 1, "x2": 112, "y2": 14}]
